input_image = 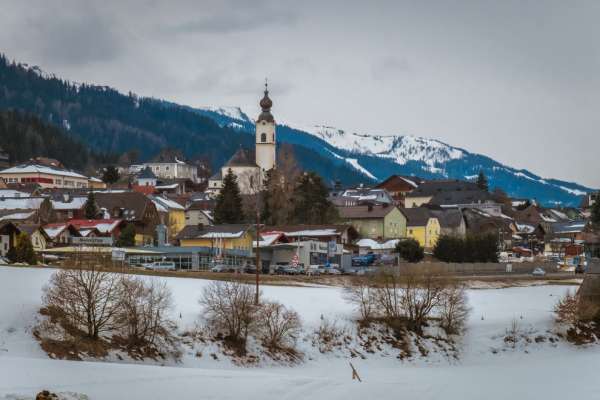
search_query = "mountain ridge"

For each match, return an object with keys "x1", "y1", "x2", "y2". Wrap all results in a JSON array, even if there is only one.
[{"x1": 194, "y1": 106, "x2": 595, "y2": 206}]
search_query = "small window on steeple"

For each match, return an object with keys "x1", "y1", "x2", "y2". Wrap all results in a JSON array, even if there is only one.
[{"x1": 260, "y1": 133, "x2": 267, "y2": 143}]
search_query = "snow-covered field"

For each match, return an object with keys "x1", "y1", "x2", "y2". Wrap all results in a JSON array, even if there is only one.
[{"x1": 1, "y1": 266, "x2": 599, "y2": 399}]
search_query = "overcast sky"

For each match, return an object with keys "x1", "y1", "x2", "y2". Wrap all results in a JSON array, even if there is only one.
[{"x1": 1, "y1": 0, "x2": 598, "y2": 187}]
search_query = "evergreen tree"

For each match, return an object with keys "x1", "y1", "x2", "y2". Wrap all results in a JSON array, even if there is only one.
[
  {"x1": 102, "y1": 165, "x2": 120, "y2": 185},
  {"x1": 591, "y1": 196, "x2": 600, "y2": 226},
  {"x1": 8, "y1": 233, "x2": 37, "y2": 265},
  {"x1": 214, "y1": 168, "x2": 244, "y2": 224},
  {"x1": 290, "y1": 172, "x2": 338, "y2": 225},
  {"x1": 396, "y1": 238, "x2": 424, "y2": 262},
  {"x1": 84, "y1": 191, "x2": 99, "y2": 219},
  {"x1": 116, "y1": 224, "x2": 136, "y2": 247},
  {"x1": 476, "y1": 170, "x2": 489, "y2": 191}
]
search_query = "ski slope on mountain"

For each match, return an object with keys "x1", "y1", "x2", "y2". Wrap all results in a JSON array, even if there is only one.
[{"x1": 1, "y1": 266, "x2": 599, "y2": 399}]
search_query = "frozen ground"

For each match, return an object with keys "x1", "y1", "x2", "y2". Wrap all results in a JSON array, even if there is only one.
[{"x1": 1, "y1": 266, "x2": 599, "y2": 399}]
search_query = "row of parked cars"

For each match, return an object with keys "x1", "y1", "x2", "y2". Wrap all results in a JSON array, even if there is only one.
[{"x1": 209, "y1": 263, "x2": 343, "y2": 276}]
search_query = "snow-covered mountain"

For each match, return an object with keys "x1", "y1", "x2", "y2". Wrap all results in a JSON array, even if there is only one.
[{"x1": 194, "y1": 106, "x2": 595, "y2": 207}]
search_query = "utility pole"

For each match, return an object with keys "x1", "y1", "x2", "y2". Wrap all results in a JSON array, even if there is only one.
[{"x1": 255, "y1": 185, "x2": 261, "y2": 305}]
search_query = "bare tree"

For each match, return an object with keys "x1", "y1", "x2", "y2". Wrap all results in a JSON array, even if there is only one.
[
  {"x1": 372, "y1": 269, "x2": 404, "y2": 320},
  {"x1": 344, "y1": 276, "x2": 376, "y2": 321},
  {"x1": 200, "y1": 280, "x2": 258, "y2": 348},
  {"x1": 43, "y1": 267, "x2": 121, "y2": 339},
  {"x1": 116, "y1": 276, "x2": 175, "y2": 347},
  {"x1": 398, "y1": 267, "x2": 447, "y2": 331},
  {"x1": 257, "y1": 301, "x2": 302, "y2": 349},
  {"x1": 439, "y1": 284, "x2": 471, "y2": 334}
]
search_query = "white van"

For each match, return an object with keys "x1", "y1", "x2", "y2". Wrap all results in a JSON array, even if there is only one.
[{"x1": 145, "y1": 261, "x2": 176, "y2": 271}]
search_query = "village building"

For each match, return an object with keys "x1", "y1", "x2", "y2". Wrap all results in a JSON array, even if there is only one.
[
  {"x1": 95, "y1": 192, "x2": 160, "y2": 246},
  {"x1": 337, "y1": 204, "x2": 406, "y2": 240},
  {"x1": 185, "y1": 201, "x2": 214, "y2": 226},
  {"x1": 17, "y1": 224, "x2": 49, "y2": 251},
  {"x1": 375, "y1": 175, "x2": 421, "y2": 206},
  {"x1": 329, "y1": 187, "x2": 394, "y2": 207},
  {"x1": 404, "y1": 180, "x2": 487, "y2": 208},
  {"x1": 208, "y1": 84, "x2": 277, "y2": 195},
  {"x1": 130, "y1": 156, "x2": 199, "y2": 183},
  {"x1": 403, "y1": 207, "x2": 441, "y2": 249},
  {"x1": 88, "y1": 177, "x2": 107, "y2": 189},
  {"x1": 41, "y1": 223, "x2": 81, "y2": 247},
  {"x1": 149, "y1": 195, "x2": 186, "y2": 239},
  {"x1": 176, "y1": 224, "x2": 254, "y2": 252},
  {"x1": 0, "y1": 162, "x2": 90, "y2": 189}
]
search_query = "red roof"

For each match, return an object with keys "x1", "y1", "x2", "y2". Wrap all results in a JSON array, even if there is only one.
[
  {"x1": 132, "y1": 184, "x2": 156, "y2": 195},
  {"x1": 68, "y1": 219, "x2": 123, "y2": 233}
]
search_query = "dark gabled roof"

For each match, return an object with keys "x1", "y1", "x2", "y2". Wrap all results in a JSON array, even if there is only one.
[
  {"x1": 16, "y1": 223, "x2": 42, "y2": 236},
  {"x1": 462, "y1": 208, "x2": 514, "y2": 234},
  {"x1": 95, "y1": 191, "x2": 155, "y2": 222},
  {"x1": 429, "y1": 209, "x2": 464, "y2": 229},
  {"x1": 176, "y1": 224, "x2": 252, "y2": 240},
  {"x1": 429, "y1": 189, "x2": 493, "y2": 206},
  {"x1": 209, "y1": 170, "x2": 222, "y2": 181},
  {"x1": 138, "y1": 167, "x2": 157, "y2": 180},
  {"x1": 402, "y1": 207, "x2": 432, "y2": 226},
  {"x1": 338, "y1": 204, "x2": 399, "y2": 219},
  {"x1": 406, "y1": 180, "x2": 480, "y2": 198},
  {"x1": 225, "y1": 148, "x2": 257, "y2": 168},
  {"x1": 375, "y1": 175, "x2": 422, "y2": 191}
]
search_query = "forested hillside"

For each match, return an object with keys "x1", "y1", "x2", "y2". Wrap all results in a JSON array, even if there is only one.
[{"x1": 0, "y1": 110, "x2": 115, "y2": 172}]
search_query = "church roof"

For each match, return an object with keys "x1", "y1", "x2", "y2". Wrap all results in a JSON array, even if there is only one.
[
  {"x1": 138, "y1": 166, "x2": 157, "y2": 179},
  {"x1": 257, "y1": 82, "x2": 275, "y2": 123},
  {"x1": 224, "y1": 148, "x2": 257, "y2": 168}
]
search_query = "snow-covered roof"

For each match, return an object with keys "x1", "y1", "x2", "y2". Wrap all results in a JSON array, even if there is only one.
[
  {"x1": 150, "y1": 196, "x2": 185, "y2": 212},
  {"x1": 258, "y1": 233, "x2": 285, "y2": 247},
  {"x1": 0, "y1": 164, "x2": 88, "y2": 179},
  {"x1": 51, "y1": 197, "x2": 87, "y2": 210},
  {"x1": 0, "y1": 197, "x2": 44, "y2": 210},
  {"x1": 68, "y1": 219, "x2": 122, "y2": 234},
  {"x1": 155, "y1": 183, "x2": 180, "y2": 190},
  {"x1": 89, "y1": 177, "x2": 103, "y2": 183},
  {"x1": 516, "y1": 223, "x2": 536, "y2": 234},
  {"x1": 283, "y1": 229, "x2": 339, "y2": 237},
  {"x1": 199, "y1": 231, "x2": 245, "y2": 239},
  {"x1": 0, "y1": 190, "x2": 31, "y2": 198},
  {"x1": 42, "y1": 224, "x2": 69, "y2": 239},
  {"x1": 356, "y1": 238, "x2": 400, "y2": 250},
  {"x1": 0, "y1": 211, "x2": 35, "y2": 221}
]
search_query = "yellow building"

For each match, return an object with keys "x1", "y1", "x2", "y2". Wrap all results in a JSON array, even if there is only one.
[
  {"x1": 88, "y1": 177, "x2": 107, "y2": 189},
  {"x1": 150, "y1": 196, "x2": 187, "y2": 239},
  {"x1": 176, "y1": 224, "x2": 254, "y2": 252},
  {"x1": 403, "y1": 208, "x2": 441, "y2": 249}
]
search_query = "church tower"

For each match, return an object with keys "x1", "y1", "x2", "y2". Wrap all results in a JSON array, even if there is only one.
[{"x1": 255, "y1": 81, "x2": 276, "y2": 172}]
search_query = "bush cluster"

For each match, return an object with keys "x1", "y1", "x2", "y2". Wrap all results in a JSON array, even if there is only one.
[
  {"x1": 433, "y1": 234, "x2": 499, "y2": 263},
  {"x1": 200, "y1": 280, "x2": 302, "y2": 355},
  {"x1": 344, "y1": 267, "x2": 470, "y2": 335},
  {"x1": 396, "y1": 238, "x2": 425, "y2": 263}
]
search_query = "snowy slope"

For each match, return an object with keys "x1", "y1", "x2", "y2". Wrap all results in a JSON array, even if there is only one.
[
  {"x1": 2, "y1": 266, "x2": 600, "y2": 400},
  {"x1": 195, "y1": 106, "x2": 596, "y2": 206}
]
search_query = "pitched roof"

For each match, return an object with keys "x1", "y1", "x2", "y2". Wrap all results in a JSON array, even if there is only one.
[
  {"x1": 0, "y1": 163, "x2": 87, "y2": 179},
  {"x1": 429, "y1": 209, "x2": 464, "y2": 229},
  {"x1": 406, "y1": 180, "x2": 480, "y2": 198},
  {"x1": 68, "y1": 219, "x2": 123, "y2": 234},
  {"x1": 376, "y1": 175, "x2": 421, "y2": 191},
  {"x1": 402, "y1": 207, "x2": 432, "y2": 226},
  {"x1": 176, "y1": 224, "x2": 252, "y2": 240},
  {"x1": 338, "y1": 204, "x2": 399, "y2": 219},
  {"x1": 262, "y1": 224, "x2": 357, "y2": 238},
  {"x1": 138, "y1": 167, "x2": 157, "y2": 180},
  {"x1": 224, "y1": 148, "x2": 257, "y2": 168},
  {"x1": 429, "y1": 189, "x2": 493, "y2": 206},
  {"x1": 95, "y1": 192, "x2": 155, "y2": 222}
]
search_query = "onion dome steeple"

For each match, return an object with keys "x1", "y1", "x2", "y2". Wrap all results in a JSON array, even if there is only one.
[{"x1": 257, "y1": 79, "x2": 274, "y2": 123}]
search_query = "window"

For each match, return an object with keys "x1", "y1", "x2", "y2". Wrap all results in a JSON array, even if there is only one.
[{"x1": 260, "y1": 133, "x2": 266, "y2": 143}]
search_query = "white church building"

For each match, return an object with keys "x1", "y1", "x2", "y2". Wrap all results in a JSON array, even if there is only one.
[{"x1": 208, "y1": 83, "x2": 277, "y2": 195}]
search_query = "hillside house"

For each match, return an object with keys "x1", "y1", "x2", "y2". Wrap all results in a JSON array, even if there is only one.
[
  {"x1": 375, "y1": 175, "x2": 421, "y2": 206},
  {"x1": 403, "y1": 207, "x2": 441, "y2": 249},
  {"x1": 338, "y1": 204, "x2": 406, "y2": 240}
]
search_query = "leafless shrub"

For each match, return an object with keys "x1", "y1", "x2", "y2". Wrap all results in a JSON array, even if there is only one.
[
  {"x1": 398, "y1": 267, "x2": 447, "y2": 332},
  {"x1": 505, "y1": 317, "x2": 521, "y2": 348},
  {"x1": 439, "y1": 284, "x2": 471, "y2": 335},
  {"x1": 313, "y1": 316, "x2": 346, "y2": 353},
  {"x1": 42, "y1": 267, "x2": 121, "y2": 340},
  {"x1": 115, "y1": 276, "x2": 176, "y2": 348},
  {"x1": 257, "y1": 301, "x2": 302, "y2": 350},
  {"x1": 343, "y1": 277, "x2": 376, "y2": 321},
  {"x1": 200, "y1": 280, "x2": 258, "y2": 351},
  {"x1": 372, "y1": 269, "x2": 403, "y2": 320}
]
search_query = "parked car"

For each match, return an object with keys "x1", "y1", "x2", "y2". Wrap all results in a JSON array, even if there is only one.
[
  {"x1": 145, "y1": 261, "x2": 176, "y2": 271},
  {"x1": 243, "y1": 264, "x2": 257, "y2": 274},
  {"x1": 274, "y1": 264, "x2": 301, "y2": 275},
  {"x1": 306, "y1": 265, "x2": 321, "y2": 276},
  {"x1": 211, "y1": 264, "x2": 231, "y2": 273},
  {"x1": 531, "y1": 267, "x2": 546, "y2": 277}
]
